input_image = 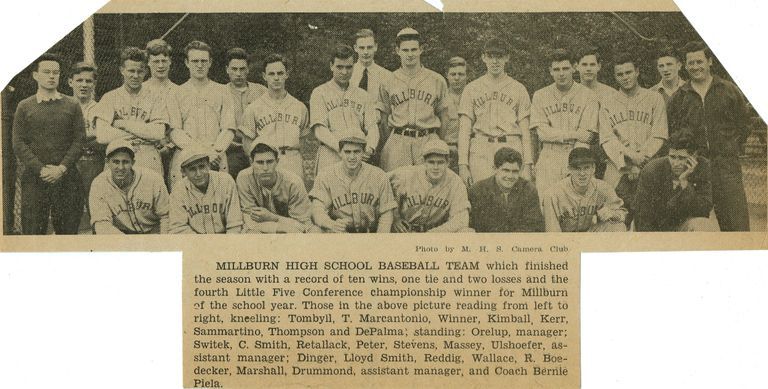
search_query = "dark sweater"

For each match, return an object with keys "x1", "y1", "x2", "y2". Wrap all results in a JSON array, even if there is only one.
[
  {"x1": 12, "y1": 95, "x2": 85, "y2": 175},
  {"x1": 469, "y1": 176, "x2": 544, "y2": 233},
  {"x1": 634, "y1": 156, "x2": 713, "y2": 231}
]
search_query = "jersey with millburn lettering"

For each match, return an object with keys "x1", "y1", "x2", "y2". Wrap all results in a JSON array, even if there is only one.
[
  {"x1": 459, "y1": 74, "x2": 531, "y2": 139},
  {"x1": 378, "y1": 66, "x2": 449, "y2": 130},
  {"x1": 600, "y1": 87, "x2": 668, "y2": 186},
  {"x1": 169, "y1": 171, "x2": 243, "y2": 234},
  {"x1": 389, "y1": 164, "x2": 469, "y2": 230},
  {"x1": 541, "y1": 176, "x2": 624, "y2": 232},
  {"x1": 93, "y1": 86, "x2": 171, "y2": 139},
  {"x1": 310, "y1": 80, "x2": 378, "y2": 169},
  {"x1": 309, "y1": 162, "x2": 396, "y2": 229},
  {"x1": 241, "y1": 93, "x2": 309, "y2": 179},
  {"x1": 530, "y1": 82, "x2": 599, "y2": 193},
  {"x1": 89, "y1": 167, "x2": 169, "y2": 233}
]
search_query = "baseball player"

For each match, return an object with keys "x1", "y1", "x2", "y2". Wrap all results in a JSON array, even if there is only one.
[
  {"x1": 310, "y1": 44, "x2": 378, "y2": 173},
  {"x1": 309, "y1": 135, "x2": 396, "y2": 233},
  {"x1": 68, "y1": 62, "x2": 101, "y2": 215},
  {"x1": 94, "y1": 47, "x2": 170, "y2": 177},
  {"x1": 651, "y1": 46, "x2": 686, "y2": 105},
  {"x1": 458, "y1": 38, "x2": 532, "y2": 187},
  {"x1": 89, "y1": 139, "x2": 170, "y2": 234},
  {"x1": 576, "y1": 47, "x2": 618, "y2": 179},
  {"x1": 468, "y1": 147, "x2": 544, "y2": 233},
  {"x1": 541, "y1": 147, "x2": 626, "y2": 232},
  {"x1": 237, "y1": 141, "x2": 317, "y2": 233},
  {"x1": 241, "y1": 54, "x2": 309, "y2": 182},
  {"x1": 600, "y1": 54, "x2": 668, "y2": 228},
  {"x1": 350, "y1": 28, "x2": 393, "y2": 162},
  {"x1": 530, "y1": 48, "x2": 599, "y2": 195},
  {"x1": 225, "y1": 47, "x2": 267, "y2": 179},
  {"x1": 170, "y1": 41, "x2": 238, "y2": 189},
  {"x1": 388, "y1": 138, "x2": 472, "y2": 233},
  {"x1": 378, "y1": 27, "x2": 449, "y2": 172},
  {"x1": 143, "y1": 38, "x2": 183, "y2": 187},
  {"x1": 443, "y1": 56, "x2": 468, "y2": 173},
  {"x1": 169, "y1": 147, "x2": 243, "y2": 234}
]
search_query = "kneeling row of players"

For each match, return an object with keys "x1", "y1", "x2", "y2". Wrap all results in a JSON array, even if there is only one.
[{"x1": 89, "y1": 129, "x2": 718, "y2": 234}]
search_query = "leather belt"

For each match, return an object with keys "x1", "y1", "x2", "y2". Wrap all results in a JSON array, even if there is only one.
[
  {"x1": 471, "y1": 133, "x2": 509, "y2": 143},
  {"x1": 392, "y1": 127, "x2": 437, "y2": 138}
]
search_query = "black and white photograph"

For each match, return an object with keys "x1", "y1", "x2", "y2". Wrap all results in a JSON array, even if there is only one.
[{"x1": 2, "y1": 11, "x2": 766, "y2": 236}]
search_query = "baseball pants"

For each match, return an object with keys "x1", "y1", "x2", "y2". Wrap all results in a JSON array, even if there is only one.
[
  {"x1": 711, "y1": 156, "x2": 750, "y2": 231},
  {"x1": 315, "y1": 144, "x2": 341, "y2": 175},
  {"x1": 535, "y1": 142, "x2": 573, "y2": 195},
  {"x1": 380, "y1": 132, "x2": 438, "y2": 172},
  {"x1": 20, "y1": 168, "x2": 83, "y2": 235},
  {"x1": 469, "y1": 134, "x2": 525, "y2": 183},
  {"x1": 277, "y1": 149, "x2": 304, "y2": 183}
]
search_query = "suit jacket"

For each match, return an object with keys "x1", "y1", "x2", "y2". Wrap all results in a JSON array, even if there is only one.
[{"x1": 634, "y1": 156, "x2": 713, "y2": 231}]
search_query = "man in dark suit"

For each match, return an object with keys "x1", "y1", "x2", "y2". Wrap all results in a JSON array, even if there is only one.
[{"x1": 634, "y1": 130, "x2": 718, "y2": 232}]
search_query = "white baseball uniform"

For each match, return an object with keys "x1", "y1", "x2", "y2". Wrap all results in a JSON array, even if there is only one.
[
  {"x1": 530, "y1": 82, "x2": 599, "y2": 194},
  {"x1": 309, "y1": 162, "x2": 397, "y2": 231},
  {"x1": 310, "y1": 80, "x2": 378, "y2": 173},
  {"x1": 600, "y1": 87, "x2": 668, "y2": 187},
  {"x1": 170, "y1": 80, "x2": 237, "y2": 188},
  {"x1": 236, "y1": 167, "x2": 314, "y2": 233},
  {"x1": 89, "y1": 167, "x2": 169, "y2": 234},
  {"x1": 541, "y1": 176, "x2": 626, "y2": 232},
  {"x1": 241, "y1": 92, "x2": 309, "y2": 181},
  {"x1": 459, "y1": 74, "x2": 532, "y2": 182},
  {"x1": 169, "y1": 170, "x2": 243, "y2": 234},
  {"x1": 93, "y1": 86, "x2": 170, "y2": 175},
  {"x1": 378, "y1": 66, "x2": 449, "y2": 171},
  {"x1": 388, "y1": 164, "x2": 470, "y2": 231}
]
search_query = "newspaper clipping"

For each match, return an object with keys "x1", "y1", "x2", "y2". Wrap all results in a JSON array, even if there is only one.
[{"x1": 1, "y1": 0, "x2": 766, "y2": 388}]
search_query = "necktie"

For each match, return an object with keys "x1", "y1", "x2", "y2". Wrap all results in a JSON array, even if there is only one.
[{"x1": 359, "y1": 68, "x2": 368, "y2": 91}]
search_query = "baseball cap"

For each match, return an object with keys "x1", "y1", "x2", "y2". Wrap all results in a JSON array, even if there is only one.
[
  {"x1": 421, "y1": 138, "x2": 450, "y2": 157},
  {"x1": 105, "y1": 139, "x2": 135, "y2": 159},
  {"x1": 397, "y1": 27, "x2": 419, "y2": 38},
  {"x1": 568, "y1": 147, "x2": 596, "y2": 167},
  {"x1": 483, "y1": 38, "x2": 509, "y2": 55},
  {"x1": 178, "y1": 146, "x2": 209, "y2": 169},
  {"x1": 248, "y1": 140, "x2": 280, "y2": 159},
  {"x1": 447, "y1": 56, "x2": 466, "y2": 67},
  {"x1": 338, "y1": 135, "x2": 367, "y2": 150}
]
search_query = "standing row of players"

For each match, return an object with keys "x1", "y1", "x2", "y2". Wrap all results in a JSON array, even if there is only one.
[{"x1": 12, "y1": 28, "x2": 751, "y2": 234}]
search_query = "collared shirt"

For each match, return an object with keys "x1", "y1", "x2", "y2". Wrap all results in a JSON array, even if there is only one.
[
  {"x1": 667, "y1": 76, "x2": 750, "y2": 158},
  {"x1": 350, "y1": 61, "x2": 392, "y2": 104},
  {"x1": 35, "y1": 91, "x2": 62, "y2": 103},
  {"x1": 228, "y1": 82, "x2": 267, "y2": 128},
  {"x1": 651, "y1": 78, "x2": 686, "y2": 105}
]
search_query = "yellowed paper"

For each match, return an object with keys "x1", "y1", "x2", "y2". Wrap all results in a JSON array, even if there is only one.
[{"x1": 1, "y1": 1, "x2": 766, "y2": 388}]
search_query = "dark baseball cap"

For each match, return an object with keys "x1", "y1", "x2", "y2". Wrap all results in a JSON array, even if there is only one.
[
  {"x1": 568, "y1": 147, "x2": 595, "y2": 167},
  {"x1": 483, "y1": 38, "x2": 508, "y2": 55}
]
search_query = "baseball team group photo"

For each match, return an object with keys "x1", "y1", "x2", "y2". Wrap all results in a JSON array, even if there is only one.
[{"x1": 2, "y1": 12, "x2": 766, "y2": 235}]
